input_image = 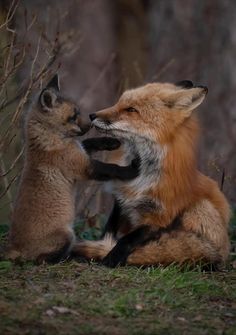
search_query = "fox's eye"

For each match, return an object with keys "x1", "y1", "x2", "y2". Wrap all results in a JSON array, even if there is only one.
[
  {"x1": 67, "y1": 108, "x2": 80, "y2": 123},
  {"x1": 125, "y1": 107, "x2": 138, "y2": 113},
  {"x1": 67, "y1": 113, "x2": 77, "y2": 123}
]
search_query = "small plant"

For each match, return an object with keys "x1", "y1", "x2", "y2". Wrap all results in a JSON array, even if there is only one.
[{"x1": 74, "y1": 213, "x2": 107, "y2": 240}]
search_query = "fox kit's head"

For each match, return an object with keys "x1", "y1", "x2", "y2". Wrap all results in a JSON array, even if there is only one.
[
  {"x1": 28, "y1": 74, "x2": 90, "y2": 140},
  {"x1": 90, "y1": 81, "x2": 207, "y2": 144}
]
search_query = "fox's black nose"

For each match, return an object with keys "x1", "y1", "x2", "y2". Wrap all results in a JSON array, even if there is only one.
[{"x1": 89, "y1": 113, "x2": 97, "y2": 121}]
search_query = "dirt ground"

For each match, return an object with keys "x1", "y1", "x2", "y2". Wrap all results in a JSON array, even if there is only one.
[{"x1": 0, "y1": 261, "x2": 235, "y2": 335}]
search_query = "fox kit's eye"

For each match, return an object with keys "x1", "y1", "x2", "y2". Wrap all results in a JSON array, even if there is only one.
[
  {"x1": 67, "y1": 108, "x2": 80, "y2": 123},
  {"x1": 125, "y1": 107, "x2": 138, "y2": 113},
  {"x1": 68, "y1": 113, "x2": 77, "y2": 123}
]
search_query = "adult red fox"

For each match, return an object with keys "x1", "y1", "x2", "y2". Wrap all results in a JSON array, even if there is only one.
[
  {"x1": 73, "y1": 80, "x2": 231, "y2": 268},
  {"x1": 6, "y1": 75, "x2": 139, "y2": 263}
]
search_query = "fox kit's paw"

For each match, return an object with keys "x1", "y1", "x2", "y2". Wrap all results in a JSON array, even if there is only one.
[{"x1": 36, "y1": 240, "x2": 72, "y2": 265}]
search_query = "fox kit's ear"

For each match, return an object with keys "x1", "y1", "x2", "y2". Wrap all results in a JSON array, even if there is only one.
[
  {"x1": 167, "y1": 86, "x2": 208, "y2": 117},
  {"x1": 175, "y1": 80, "x2": 194, "y2": 89},
  {"x1": 40, "y1": 89, "x2": 57, "y2": 112},
  {"x1": 46, "y1": 74, "x2": 60, "y2": 91}
]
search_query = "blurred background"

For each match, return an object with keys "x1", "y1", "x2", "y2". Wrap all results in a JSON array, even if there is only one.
[{"x1": 0, "y1": 0, "x2": 235, "y2": 239}]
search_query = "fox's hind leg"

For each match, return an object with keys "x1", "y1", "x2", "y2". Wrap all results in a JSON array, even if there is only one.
[
  {"x1": 36, "y1": 230, "x2": 75, "y2": 264},
  {"x1": 126, "y1": 231, "x2": 223, "y2": 267},
  {"x1": 102, "y1": 216, "x2": 182, "y2": 267}
]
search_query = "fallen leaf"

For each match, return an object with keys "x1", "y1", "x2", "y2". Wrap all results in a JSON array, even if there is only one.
[
  {"x1": 45, "y1": 309, "x2": 55, "y2": 317},
  {"x1": 51, "y1": 306, "x2": 79, "y2": 316},
  {"x1": 135, "y1": 304, "x2": 144, "y2": 311},
  {"x1": 52, "y1": 306, "x2": 71, "y2": 314}
]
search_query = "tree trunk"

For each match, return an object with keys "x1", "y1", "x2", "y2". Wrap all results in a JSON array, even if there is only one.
[{"x1": 148, "y1": 0, "x2": 236, "y2": 203}]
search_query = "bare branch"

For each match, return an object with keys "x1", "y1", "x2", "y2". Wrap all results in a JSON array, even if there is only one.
[
  {"x1": 0, "y1": 1, "x2": 77, "y2": 204},
  {"x1": 0, "y1": 0, "x2": 19, "y2": 31},
  {"x1": 0, "y1": 146, "x2": 24, "y2": 177},
  {"x1": 0, "y1": 172, "x2": 18, "y2": 201},
  {"x1": 80, "y1": 53, "x2": 116, "y2": 104}
]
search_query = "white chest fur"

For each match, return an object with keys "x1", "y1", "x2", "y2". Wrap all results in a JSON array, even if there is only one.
[{"x1": 113, "y1": 137, "x2": 166, "y2": 225}]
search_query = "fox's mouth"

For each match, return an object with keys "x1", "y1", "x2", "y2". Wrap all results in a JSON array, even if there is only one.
[
  {"x1": 93, "y1": 124, "x2": 109, "y2": 134},
  {"x1": 92, "y1": 119, "x2": 131, "y2": 139},
  {"x1": 92, "y1": 120, "x2": 112, "y2": 133}
]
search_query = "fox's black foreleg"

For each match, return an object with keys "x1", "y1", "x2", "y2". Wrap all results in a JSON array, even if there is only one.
[
  {"x1": 102, "y1": 200, "x2": 122, "y2": 238},
  {"x1": 88, "y1": 155, "x2": 140, "y2": 181},
  {"x1": 83, "y1": 136, "x2": 140, "y2": 181},
  {"x1": 102, "y1": 225, "x2": 156, "y2": 267},
  {"x1": 82, "y1": 137, "x2": 121, "y2": 153},
  {"x1": 102, "y1": 216, "x2": 183, "y2": 268},
  {"x1": 102, "y1": 200, "x2": 132, "y2": 238}
]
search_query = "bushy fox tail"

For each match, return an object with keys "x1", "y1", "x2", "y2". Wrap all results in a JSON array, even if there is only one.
[
  {"x1": 71, "y1": 231, "x2": 225, "y2": 268},
  {"x1": 71, "y1": 234, "x2": 116, "y2": 261},
  {"x1": 127, "y1": 231, "x2": 224, "y2": 267}
]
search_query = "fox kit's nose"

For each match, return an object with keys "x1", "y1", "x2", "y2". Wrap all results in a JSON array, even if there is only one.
[{"x1": 89, "y1": 113, "x2": 97, "y2": 121}]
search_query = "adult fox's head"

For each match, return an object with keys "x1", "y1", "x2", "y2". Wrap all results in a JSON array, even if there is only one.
[{"x1": 90, "y1": 81, "x2": 207, "y2": 143}]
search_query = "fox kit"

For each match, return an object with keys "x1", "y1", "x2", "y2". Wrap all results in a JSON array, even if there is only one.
[
  {"x1": 74, "y1": 80, "x2": 231, "y2": 268},
  {"x1": 6, "y1": 75, "x2": 139, "y2": 263}
]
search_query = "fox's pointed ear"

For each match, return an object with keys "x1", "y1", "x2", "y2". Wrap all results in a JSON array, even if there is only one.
[
  {"x1": 46, "y1": 74, "x2": 60, "y2": 91},
  {"x1": 39, "y1": 74, "x2": 60, "y2": 112},
  {"x1": 39, "y1": 89, "x2": 57, "y2": 112},
  {"x1": 166, "y1": 86, "x2": 208, "y2": 117}
]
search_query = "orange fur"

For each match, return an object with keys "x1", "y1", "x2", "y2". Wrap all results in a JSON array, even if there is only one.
[{"x1": 74, "y1": 81, "x2": 231, "y2": 266}]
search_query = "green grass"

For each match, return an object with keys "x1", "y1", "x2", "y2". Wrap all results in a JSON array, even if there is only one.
[
  {"x1": 0, "y1": 211, "x2": 235, "y2": 335},
  {"x1": 0, "y1": 261, "x2": 235, "y2": 335}
]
